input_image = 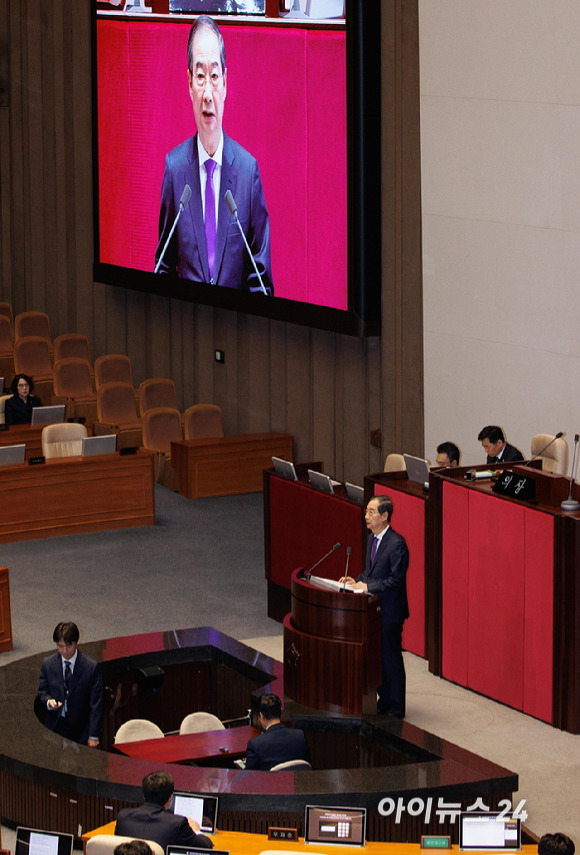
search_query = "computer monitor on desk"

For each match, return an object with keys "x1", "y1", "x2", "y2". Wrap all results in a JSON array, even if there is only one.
[{"x1": 16, "y1": 827, "x2": 74, "y2": 855}]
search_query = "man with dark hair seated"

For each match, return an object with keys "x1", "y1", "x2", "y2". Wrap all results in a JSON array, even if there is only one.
[
  {"x1": 478, "y1": 425, "x2": 524, "y2": 464},
  {"x1": 115, "y1": 771, "x2": 213, "y2": 849},
  {"x1": 245, "y1": 693, "x2": 310, "y2": 771},
  {"x1": 435, "y1": 441, "x2": 461, "y2": 468},
  {"x1": 114, "y1": 842, "x2": 153, "y2": 855},
  {"x1": 538, "y1": 834, "x2": 575, "y2": 855}
]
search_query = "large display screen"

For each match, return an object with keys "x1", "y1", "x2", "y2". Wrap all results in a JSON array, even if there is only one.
[{"x1": 92, "y1": 6, "x2": 381, "y2": 335}]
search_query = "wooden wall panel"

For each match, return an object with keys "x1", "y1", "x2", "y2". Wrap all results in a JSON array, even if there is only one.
[{"x1": 0, "y1": 0, "x2": 423, "y2": 486}]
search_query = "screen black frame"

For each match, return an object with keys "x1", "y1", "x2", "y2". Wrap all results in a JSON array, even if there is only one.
[
  {"x1": 16, "y1": 826, "x2": 74, "y2": 855},
  {"x1": 90, "y1": 2, "x2": 382, "y2": 337}
]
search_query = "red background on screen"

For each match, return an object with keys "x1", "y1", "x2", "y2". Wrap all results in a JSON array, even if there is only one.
[{"x1": 97, "y1": 19, "x2": 347, "y2": 310}]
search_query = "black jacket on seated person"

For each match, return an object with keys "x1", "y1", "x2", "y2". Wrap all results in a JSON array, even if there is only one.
[
  {"x1": 486, "y1": 442, "x2": 524, "y2": 464},
  {"x1": 245, "y1": 722, "x2": 311, "y2": 770},
  {"x1": 4, "y1": 394, "x2": 42, "y2": 425},
  {"x1": 115, "y1": 802, "x2": 213, "y2": 849}
]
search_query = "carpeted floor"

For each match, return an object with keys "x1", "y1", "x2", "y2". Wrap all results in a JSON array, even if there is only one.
[{"x1": 1, "y1": 486, "x2": 578, "y2": 849}]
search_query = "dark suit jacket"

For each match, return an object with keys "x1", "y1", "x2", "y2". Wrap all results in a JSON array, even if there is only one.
[
  {"x1": 115, "y1": 802, "x2": 213, "y2": 849},
  {"x1": 4, "y1": 394, "x2": 42, "y2": 425},
  {"x1": 487, "y1": 442, "x2": 524, "y2": 464},
  {"x1": 356, "y1": 527, "x2": 409, "y2": 625},
  {"x1": 156, "y1": 133, "x2": 273, "y2": 295},
  {"x1": 245, "y1": 722, "x2": 311, "y2": 771},
  {"x1": 37, "y1": 650, "x2": 104, "y2": 744}
]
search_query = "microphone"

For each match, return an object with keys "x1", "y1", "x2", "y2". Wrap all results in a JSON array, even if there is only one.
[
  {"x1": 524, "y1": 432, "x2": 564, "y2": 466},
  {"x1": 561, "y1": 434, "x2": 580, "y2": 511},
  {"x1": 225, "y1": 189, "x2": 269, "y2": 295},
  {"x1": 304, "y1": 542, "x2": 341, "y2": 580},
  {"x1": 154, "y1": 184, "x2": 192, "y2": 274},
  {"x1": 341, "y1": 546, "x2": 352, "y2": 592}
]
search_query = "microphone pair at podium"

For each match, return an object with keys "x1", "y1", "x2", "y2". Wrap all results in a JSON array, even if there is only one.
[
  {"x1": 154, "y1": 185, "x2": 269, "y2": 295},
  {"x1": 304, "y1": 542, "x2": 353, "y2": 590}
]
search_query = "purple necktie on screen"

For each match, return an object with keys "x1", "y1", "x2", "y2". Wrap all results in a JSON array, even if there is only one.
[
  {"x1": 371, "y1": 536, "x2": 378, "y2": 564},
  {"x1": 204, "y1": 159, "x2": 217, "y2": 281}
]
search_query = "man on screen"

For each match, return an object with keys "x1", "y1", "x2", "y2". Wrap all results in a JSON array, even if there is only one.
[{"x1": 155, "y1": 15, "x2": 273, "y2": 295}]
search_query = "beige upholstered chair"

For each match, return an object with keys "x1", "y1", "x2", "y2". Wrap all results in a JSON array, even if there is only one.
[
  {"x1": 87, "y1": 835, "x2": 164, "y2": 855},
  {"x1": 270, "y1": 759, "x2": 312, "y2": 772},
  {"x1": 183, "y1": 404, "x2": 223, "y2": 439},
  {"x1": 114, "y1": 719, "x2": 164, "y2": 743},
  {"x1": 42, "y1": 423, "x2": 88, "y2": 458},
  {"x1": 179, "y1": 712, "x2": 225, "y2": 734},
  {"x1": 0, "y1": 394, "x2": 13, "y2": 425},
  {"x1": 142, "y1": 407, "x2": 182, "y2": 490},
  {"x1": 530, "y1": 433, "x2": 569, "y2": 475},
  {"x1": 384, "y1": 453, "x2": 406, "y2": 472}
]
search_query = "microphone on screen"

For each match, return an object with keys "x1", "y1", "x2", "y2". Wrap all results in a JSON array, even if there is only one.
[
  {"x1": 225, "y1": 189, "x2": 268, "y2": 295},
  {"x1": 154, "y1": 184, "x2": 192, "y2": 274}
]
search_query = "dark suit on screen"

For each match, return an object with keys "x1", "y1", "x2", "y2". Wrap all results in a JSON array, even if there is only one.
[
  {"x1": 356, "y1": 527, "x2": 409, "y2": 717},
  {"x1": 156, "y1": 133, "x2": 273, "y2": 295},
  {"x1": 486, "y1": 442, "x2": 524, "y2": 464},
  {"x1": 245, "y1": 722, "x2": 311, "y2": 771},
  {"x1": 37, "y1": 651, "x2": 104, "y2": 744},
  {"x1": 115, "y1": 802, "x2": 213, "y2": 849}
]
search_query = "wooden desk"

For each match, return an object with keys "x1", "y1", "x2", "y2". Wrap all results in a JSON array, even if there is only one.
[
  {"x1": 0, "y1": 451, "x2": 155, "y2": 543},
  {"x1": 115, "y1": 725, "x2": 259, "y2": 764},
  {"x1": 0, "y1": 423, "x2": 94, "y2": 459},
  {"x1": 171, "y1": 433, "x2": 293, "y2": 499},
  {"x1": 83, "y1": 825, "x2": 539, "y2": 855},
  {"x1": 430, "y1": 464, "x2": 580, "y2": 733}
]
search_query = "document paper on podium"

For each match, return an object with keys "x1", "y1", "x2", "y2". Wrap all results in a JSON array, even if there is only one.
[{"x1": 308, "y1": 575, "x2": 366, "y2": 594}]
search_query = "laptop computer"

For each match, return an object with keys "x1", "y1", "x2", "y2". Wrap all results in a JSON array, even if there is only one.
[
  {"x1": 272, "y1": 456, "x2": 297, "y2": 481},
  {"x1": 31, "y1": 404, "x2": 66, "y2": 426},
  {"x1": 403, "y1": 453, "x2": 430, "y2": 487},
  {"x1": 82, "y1": 435, "x2": 117, "y2": 457},
  {"x1": 459, "y1": 812, "x2": 521, "y2": 851},
  {"x1": 171, "y1": 792, "x2": 219, "y2": 835},
  {"x1": 305, "y1": 805, "x2": 367, "y2": 847},
  {"x1": 0, "y1": 444, "x2": 26, "y2": 466},
  {"x1": 15, "y1": 827, "x2": 74, "y2": 855}
]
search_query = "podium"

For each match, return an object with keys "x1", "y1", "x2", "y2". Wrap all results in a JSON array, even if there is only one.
[{"x1": 283, "y1": 568, "x2": 382, "y2": 715}]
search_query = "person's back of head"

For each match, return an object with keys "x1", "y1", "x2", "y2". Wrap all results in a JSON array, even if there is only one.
[
  {"x1": 53, "y1": 621, "x2": 80, "y2": 644},
  {"x1": 258, "y1": 693, "x2": 282, "y2": 723},
  {"x1": 477, "y1": 425, "x2": 505, "y2": 444},
  {"x1": 538, "y1": 833, "x2": 575, "y2": 855},
  {"x1": 141, "y1": 770, "x2": 174, "y2": 806},
  {"x1": 115, "y1": 843, "x2": 153, "y2": 855}
]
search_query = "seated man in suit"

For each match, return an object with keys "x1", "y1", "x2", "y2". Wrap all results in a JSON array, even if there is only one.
[
  {"x1": 478, "y1": 425, "x2": 524, "y2": 464},
  {"x1": 245, "y1": 693, "x2": 311, "y2": 771},
  {"x1": 116, "y1": 771, "x2": 213, "y2": 850},
  {"x1": 37, "y1": 621, "x2": 103, "y2": 747}
]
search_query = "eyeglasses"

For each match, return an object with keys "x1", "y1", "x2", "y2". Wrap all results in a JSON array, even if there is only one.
[{"x1": 193, "y1": 70, "x2": 223, "y2": 90}]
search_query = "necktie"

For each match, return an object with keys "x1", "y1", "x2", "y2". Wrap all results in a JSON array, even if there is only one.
[
  {"x1": 64, "y1": 660, "x2": 71, "y2": 698},
  {"x1": 371, "y1": 536, "x2": 379, "y2": 564},
  {"x1": 204, "y1": 159, "x2": 217, "y2": 281}
]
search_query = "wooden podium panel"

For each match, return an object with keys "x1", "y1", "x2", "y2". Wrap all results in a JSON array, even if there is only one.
[
  {"x1": 284, "y1": 569, "x2": 382, "y2": 715},
  {"x1": 0, "y1": 451, "x2": 155, "y2": 543},
  {"x1": 171, "y1": 433, "x2": 293, "y2": 499},
  {"x1": 0, "y1": 568, "x2": 12, "y2": 653}
]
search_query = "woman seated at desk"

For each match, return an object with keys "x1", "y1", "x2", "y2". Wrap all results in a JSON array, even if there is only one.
[{"x1": 4, "y1": 373, "x2": 42, "y2": 425}]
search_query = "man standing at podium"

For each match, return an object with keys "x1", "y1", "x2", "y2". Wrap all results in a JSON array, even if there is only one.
[{"x1": 341, "y1": 496, "x2": 409, "y2": 718}]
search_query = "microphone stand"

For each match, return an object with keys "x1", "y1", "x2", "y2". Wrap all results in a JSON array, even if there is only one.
[
  {"x1": 561, "y1": 434, "x2": 580, "y2": 511},
  {"x1": 154, "y1": 185, "x2": 191, "y2": 274}
]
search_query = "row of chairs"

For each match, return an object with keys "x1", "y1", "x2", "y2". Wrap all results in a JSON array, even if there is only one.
[{"x1": 114, "y1": 713, "x2": 225, "y2": 743}]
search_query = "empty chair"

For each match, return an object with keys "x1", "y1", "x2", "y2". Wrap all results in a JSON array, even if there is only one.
[
  {"x1": 531, "y1": 433, "x2": 569, "y2": 476},
  {"x1": 142, "y1": 407, "x2": 182, "y2": 490},
  {"x1": 0, "y1": 301, "x2": 13, "y2": 333},
  {"x1": 13, "y1": 336, "x2": 54, "y2": 403},
  {"x1": 114, "y1": 718, "x2": 164, "y2": 743},
  {"x1": 179, "y1": 712, "x2": 225, "y2": 734},
  {"x1": 87, "y1": 836, "x2": 163, "y2": 855},
  {"x1": 183, "y1": 404, "x2": 223, "y2": 439},
  {"x1": 42, "y1": 422, "x2": 88, "y2": 459},
  {"x1": 94, "y1": 353, "x2": 134, "y2": 390},
  {"x1": 14, "y1": 311, "x2": 52, "y2": 352},
  {"x1": 384, "y1": 453, "x2": 406, "y2": 472},
  {"x1": 0, "y1": 314, "x2": 15, "y2": 385},
  {"x1": 270, "y1": 759, "x2": 312, "y2": 772},
  {"x1": 139, "y1": 377, "x2": 179, "y2": 417},
  {"x1": 53, "y1": 333, "x2": 93, "y2": 367},
  {"x1": 95, "y1": 381, "x2": 142, "y2": 448},
  {"x1": 52, "y1": 358, "x2": 98, "y2": 423}
]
